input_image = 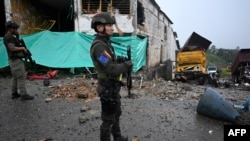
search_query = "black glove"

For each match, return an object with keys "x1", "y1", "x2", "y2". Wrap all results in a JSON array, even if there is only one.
[{"x1": 124, "y1": 61, "x2": 133, "y2": 71}]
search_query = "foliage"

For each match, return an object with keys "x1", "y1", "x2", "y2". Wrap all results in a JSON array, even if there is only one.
[
  {"x1": 206, "y1": 47, "x2": 239, "y2": 78},
  {"x1": 219, "y1": 68, "x2": 231, "y2": 78},
  {"x1": 206, "y1": 53, "x2": 228, "y2": 67},
  {"x1": 216, "y1": 48, "x2": 239, "y2": 64},
  {"x1": 206, "y1": 47, "x2": 240, "y2": 68}
]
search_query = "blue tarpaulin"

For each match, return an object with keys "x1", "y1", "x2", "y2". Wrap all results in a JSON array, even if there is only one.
[{"x1": 0, "y1": 31, "x2": 147, "y2": 72}]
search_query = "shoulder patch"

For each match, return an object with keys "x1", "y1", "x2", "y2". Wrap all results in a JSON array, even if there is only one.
[{"x1": 97, "y1": 53, "x2": 110, "y2": 65}]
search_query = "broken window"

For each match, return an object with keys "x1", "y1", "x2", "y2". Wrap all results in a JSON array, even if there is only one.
[
  {"x1": 137, "y1": 1, "x2": 145, "y2": 25},
  {"x1": 164, "y1": 26, "x2": 167, "y2": 40},
  {"x1": 164, "y1": 26, "x2": 167, "y2": 33},
  {"x1": 82, "y1": 0, "x2": 130, "y2": 14}
]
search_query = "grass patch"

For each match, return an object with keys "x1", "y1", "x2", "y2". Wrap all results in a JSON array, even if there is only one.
[{"x1": 219, "y1": 68, "x2": 231, "y2": 78}]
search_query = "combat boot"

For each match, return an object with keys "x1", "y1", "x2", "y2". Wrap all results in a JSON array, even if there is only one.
[
  {"x1": 21, "y1": 94, "x2": 34, "y2": 100},
  {"x1": 114, "y1": 135, "x2": 128, "y2": 141},
  {"x1": 12, "y1": 92, "x2": 21, "y2": 99}
]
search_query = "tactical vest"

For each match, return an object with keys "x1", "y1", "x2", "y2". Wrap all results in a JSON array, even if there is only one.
[
  {"x1": 90, "y1": 39, "x2": 118, "y2": 80},
  {"x1": 3, "y1": 34, "x2": 22, "y2": 59}
]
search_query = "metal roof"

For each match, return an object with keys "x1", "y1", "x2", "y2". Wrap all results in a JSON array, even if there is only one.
[
  {"x1": 182, "y1": 32, "x2": 212, "y2": 52},
  {"x1": 231, "y1": 48, "x2": 250, "y2": 74}
]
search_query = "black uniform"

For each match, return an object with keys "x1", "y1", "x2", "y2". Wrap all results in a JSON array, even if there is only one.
[{"x1": 90, "y1": 34, "x2": 132, "y2": 141}]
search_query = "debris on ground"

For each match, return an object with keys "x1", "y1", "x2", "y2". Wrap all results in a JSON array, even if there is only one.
[
  {"x1": 51, "y1": 77, "x2": 250, "y2": 125},
  {"x1": 53, "y1": 78, "x2": 97, "y2": 100},
  {"x1": 1, "y1": 75, "x2": 250, "y2": 140},
  {"x1": 237, "y1": 110, "x2": 250, "y2": 124},
  {"x1": 45, "y1": 97, "x2": 52, "y2": 102}
]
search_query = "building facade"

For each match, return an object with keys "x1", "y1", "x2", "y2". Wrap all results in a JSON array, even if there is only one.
[{"x1": 1, "y1": 0, "x2": 180, "y2": 79}]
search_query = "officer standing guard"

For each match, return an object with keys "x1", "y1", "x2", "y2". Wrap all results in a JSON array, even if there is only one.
[
  {"x1": 90, "y1": 12, "x2": 133, "y2": 141},
  {"x1": 3, "y1": 21, "x2": 34, "y2": 100}
]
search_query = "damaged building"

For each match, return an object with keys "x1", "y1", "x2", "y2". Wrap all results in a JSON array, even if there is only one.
[{"x1": 1, "y1": 0, "x2": 180, "y2": 80}]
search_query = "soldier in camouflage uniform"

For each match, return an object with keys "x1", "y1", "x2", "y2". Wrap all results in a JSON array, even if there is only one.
[
  {"x1": 3, "y1": 21, "x2": 34, "y2": 100},
  {"x1": 90, "y1": 12, "x2": 133, "y2": 141}
]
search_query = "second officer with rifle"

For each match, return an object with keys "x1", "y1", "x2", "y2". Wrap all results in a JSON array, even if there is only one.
[
  {"x1": 3, "y1": 21, "x2": 34, "y2": 100},
  {"x1": 90, "y1": 12, "x2": 133, "y2": 141}
]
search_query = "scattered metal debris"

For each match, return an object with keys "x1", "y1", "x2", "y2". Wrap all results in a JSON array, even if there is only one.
[{"x1": 45, "y1": 97, "x2": 52, "y2": 102}]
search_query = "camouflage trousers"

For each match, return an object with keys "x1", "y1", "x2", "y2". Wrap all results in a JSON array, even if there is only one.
[
  {"x1": 8, "y1": 58, "x2": 27, "y2": 95},
  {"x1": 97, "y1": 80, "x2": 122, "y2": 141}
]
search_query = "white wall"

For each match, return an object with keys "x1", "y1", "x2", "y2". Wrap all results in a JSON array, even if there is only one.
[
  {"x1": 74, "y1": 0, "x2": 135, "y2": 35},
  {"x1": 4, "y1": 0, "x2": 12, "y2": 21},
  {"x1": 139, "y1": 0, "x2": 178, "y2": 68},
  {"x1": 73, "y1": 0, "x2": 178, "y2": 70}
]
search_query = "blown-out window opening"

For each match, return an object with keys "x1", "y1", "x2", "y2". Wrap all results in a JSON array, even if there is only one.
[
  {"x1": 82, "y1": 0, "x2": 130, "y2": 14},
  {"x1": 137, "y1": 1, "x2": 145, "y2": 25}
]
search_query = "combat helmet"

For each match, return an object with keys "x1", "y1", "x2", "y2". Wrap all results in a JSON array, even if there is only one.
[
  {"x1": 6, "y1": 21, "x2": 19, "y2": 29},
  {"x1": 91, "y1": 12, "x2": 115, "y2": 29}
]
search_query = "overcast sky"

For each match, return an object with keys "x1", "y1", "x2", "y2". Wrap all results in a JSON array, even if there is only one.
[{"x1": 155, "y1": 0, "x2": 250, "y2": 49}]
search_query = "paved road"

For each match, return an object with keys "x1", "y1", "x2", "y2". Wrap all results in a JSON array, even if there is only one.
[{"x1": 2, "y1": 77, "x2": 246, "y2": 141}]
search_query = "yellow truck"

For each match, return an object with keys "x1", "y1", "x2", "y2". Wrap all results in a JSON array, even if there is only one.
[{"x1": 174, "y1": 32, "x2": 212, "y2": 85}]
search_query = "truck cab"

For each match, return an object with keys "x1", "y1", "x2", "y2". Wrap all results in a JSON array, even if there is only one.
[{"x1": 207, "y1": 65, "x2": 218, "y2": 74}]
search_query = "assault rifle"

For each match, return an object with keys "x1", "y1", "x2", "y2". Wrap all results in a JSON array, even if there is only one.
[
  {"x1": 126, "y1": 45, "x2": 132, "y2": 98},
  {"x1": 18, "y1": 38, "x2": 36, "y2": 70},
  {"x1": 111, "y1": 41, "x2": 132, "y2": 98}
]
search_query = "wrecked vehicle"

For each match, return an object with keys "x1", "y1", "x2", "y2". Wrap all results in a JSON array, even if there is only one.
[
  {"x1": 206, "y1": 65, "x2": 220, "y2": 86},
  {"x1": 207, "y1": 65, "x2": 218, "y2": 74},
  {"x1": 174, "y1": 32, "x2": 212, "y2": 85},
  {"x1": 231, "y1": 49, "x2": 250, "y2": 83}
]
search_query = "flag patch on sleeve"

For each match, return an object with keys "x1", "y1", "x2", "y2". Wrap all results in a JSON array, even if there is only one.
[{"x1": 97, "y1": 53, "x2": 110, "y2": 65}]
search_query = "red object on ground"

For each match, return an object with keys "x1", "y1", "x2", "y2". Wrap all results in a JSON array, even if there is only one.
[{"x1": 26, "y1": 70, "x2": 59, "y2": 80}]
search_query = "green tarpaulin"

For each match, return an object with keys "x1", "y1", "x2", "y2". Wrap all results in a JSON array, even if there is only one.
[{"x1": 0, "y1": 31, "x2": 147, "y2": 72}]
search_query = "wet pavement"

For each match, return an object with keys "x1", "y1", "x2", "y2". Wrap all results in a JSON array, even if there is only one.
[{"x1": 0, "y1": 76, "x2": 249, "y2": 141}]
